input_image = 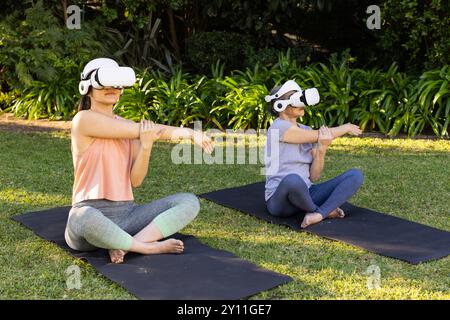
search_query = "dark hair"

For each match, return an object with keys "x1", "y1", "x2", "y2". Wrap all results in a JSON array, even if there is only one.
[
  {"x1": 267, "y1": 86, "x2": 282, "y2": 117},
  {"x1": 78, "y1": 88, "x2": 92, "y2": 112},
  {"x1": 267, "y1": 86, "x2": 296, "y2": 117}
]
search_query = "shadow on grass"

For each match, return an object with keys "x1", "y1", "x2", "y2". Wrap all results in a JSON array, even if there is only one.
[
  {"x1": 196, "y1": 226, "x2": 450, "y2": 299},
  {"x1": 4, "y1": 198, "x2": 449, "y2": 299}
]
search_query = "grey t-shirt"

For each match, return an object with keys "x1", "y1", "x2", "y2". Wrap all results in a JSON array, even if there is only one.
[{"x1": 264, "y1": 118, "x2": 314, "y2": 201}]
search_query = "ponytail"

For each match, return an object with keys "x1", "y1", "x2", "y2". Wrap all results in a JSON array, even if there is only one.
[{"x1": 78, "y1": 93, "x2": 91, "y2": 112}]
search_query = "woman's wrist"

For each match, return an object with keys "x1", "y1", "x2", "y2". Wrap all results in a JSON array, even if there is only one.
[
  {"x1": 141, "y1": 142, "x2": 153, "y2": 151},
  {"x1": 314, "y1": 141, "x2": 327, "y2": 154},
  {"x1": 330, "y1": 125, "x2": 346, "y2": 138},
  {"x1": 317, "y1": 144, "x2": 327, "y2": 154},
  {"x1": 342, "y1": 123, "x2": 351, "y2": 134}
]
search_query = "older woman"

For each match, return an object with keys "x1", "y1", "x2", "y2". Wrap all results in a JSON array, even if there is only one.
[{"x1": 264, "y1": 80, "x2": 364, "y2": 228}]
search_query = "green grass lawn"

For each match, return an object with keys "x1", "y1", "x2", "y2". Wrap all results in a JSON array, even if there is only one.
[{"x1": 0, "y1": 129, "x2": 449, "y2": 299}]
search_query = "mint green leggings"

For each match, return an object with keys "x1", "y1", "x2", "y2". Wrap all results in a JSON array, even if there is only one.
[{"x1": 64, "y1": 193, "x2": 200, "y2": 251}]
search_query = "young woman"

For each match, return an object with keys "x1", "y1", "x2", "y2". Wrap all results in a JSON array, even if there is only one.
[
  {"x1": 264, "y1": 80, "x2": 364, "y2": 228},
  {"x1": 65, "y1": 58, "x2": 213, "y2": 263}
]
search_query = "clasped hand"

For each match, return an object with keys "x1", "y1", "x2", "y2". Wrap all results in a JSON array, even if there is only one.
[
  {"x1": 139, "y1": 120, "x2": 163, "y2": 149},
  {"x1": 139, "y1": 120, "x2": 214, "y2": 153},
  {"x1": 318, "y1": 125, "x2": 333, "y2": 150}
]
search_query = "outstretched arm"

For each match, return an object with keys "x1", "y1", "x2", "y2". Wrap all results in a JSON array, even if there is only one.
[
  {"x1": 72, "y1": 110, "x2": 140, "y2": 139},
  {"x1": 145, "y1": 121, "x2": 214, "y2": 154},
  {"x1": 130, "y1": 120, "x2": 214, "y2": 187},
  {"x1": 329, "y1": 123, "x2": 362, "y2": 139},
  {"x1": 155, "y1": 124, "x2": 194, "y2": 140},
  {"x1": 282, "y1": 123, "x2": 362, "y2": 144}
]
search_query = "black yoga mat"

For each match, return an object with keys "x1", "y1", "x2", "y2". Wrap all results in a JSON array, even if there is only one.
[
  {"x1": 11, "y1": 206, "x2": 292, "y2": 300},
  {"x1": 199, "y1": 182, "x2": 450, "y2": 264}
]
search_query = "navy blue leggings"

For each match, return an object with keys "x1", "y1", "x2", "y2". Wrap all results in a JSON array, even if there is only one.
[{"x1": 266, "y1": 168, "x2": 364, "y2": 218}]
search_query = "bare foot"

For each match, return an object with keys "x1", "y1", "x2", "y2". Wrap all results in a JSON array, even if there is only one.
[
  {"x1": 109, "y1": 239, "x2": 185, "y2": 263},
  {"x1": 301, "y1": 212, "x2": 323, "y2": 228},
  {"x1": 109, "y1": 249, "x2": 127, "y2": 264},
  {"x1": 143, "y1": 238, "x2": 184, "y2": 255},
  {"x1": 328, "y1": 207, "x2": 345, "y2": 219}
]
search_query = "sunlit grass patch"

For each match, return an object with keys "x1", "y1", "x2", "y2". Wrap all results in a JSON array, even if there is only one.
[{"x1": 0, "y1": 129, "x2": 448, "y2": 299}]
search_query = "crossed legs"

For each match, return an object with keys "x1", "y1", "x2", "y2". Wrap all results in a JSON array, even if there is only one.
[
  {"x1": 266, "y1": 168, "x2": 364, "y2": 228},
  {"x1": 65, "y1": 193, "x2": 200, "y2": 263}
]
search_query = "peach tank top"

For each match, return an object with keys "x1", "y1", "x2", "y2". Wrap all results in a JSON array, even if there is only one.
[{"x1": 71, "y1": 115, "x2": 134, "y2": 205}]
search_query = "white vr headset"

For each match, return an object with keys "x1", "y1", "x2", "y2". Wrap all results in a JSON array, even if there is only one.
[
  {"x1": 78, "y1": 58, "x2": 136, "y2": 95},
  {"x1": 265, "y1": 80, "x2": 320, "y2": 112}
]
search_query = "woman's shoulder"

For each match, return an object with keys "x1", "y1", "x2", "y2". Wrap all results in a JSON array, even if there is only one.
[
  {"x1": 298, "y1": 123, "x2": 312, "y2": 131},
  {"x1": 72, "y1": 109, "x2": 88, "y2": 122},
  {"x1": 270, "y1": 118, "x2": 312, "y2": 130},
  {"x1": 270, "y1": 117, "x2": 290, "y2": 128},
  {"x1": 72, "y1": 110, "x2": 103, "y2": 127},
  {"x1": 72, "y1": 111, "x2": 134, "y2": 128},
  {"x1": 113, "y1": 114, "x2": 124, "y2": 120}
]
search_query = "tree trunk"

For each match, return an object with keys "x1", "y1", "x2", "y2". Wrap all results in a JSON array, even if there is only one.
[
  {"x1": 167, "y1": 6, "x2": 180, "y2": 59},
  {"x1": 61, "y1": 0, "x2": 67, "y2": 24}
]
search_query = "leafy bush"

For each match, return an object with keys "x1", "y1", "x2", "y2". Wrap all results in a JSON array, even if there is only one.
[
  {"x1": 411, "y1": 66, "x2": 450, "y2": 137},
  {"x1": 0, "y1": 89, "x2": 19, "y2": 111},
  {"x1": 186, "y1": 31, "x2": 254, "y2": 74},
  {"x1": 377, "y1": 0, "x2": 450, "y2": 72},
  {"x1": 115, "y1": 50, "x2": 449, "y2": 137},
  {"x1": 6, "y1": 79, "x2": 78, "y2": 120},
  {"x1": 115, "y1": 64, "x2": 231, "y2": 129},
  {"x1": 211, "y1": 77, "x2": 271, "y2": 130},
  {"x1": 102, "y1": 14, "x2": 178, "y2": 74},
  {"x1": 4, "y1": 41, "x2": 449, "y2": 137},
  {"x1": 244, "y1": 46, "x2": 313, "y2": 69},
  {"x1": 354, "y1": 65, "x2": 414, "y2": 135},
  {"x1": 0, "y1": 1, "x2": 107, "y2": 91},
  {"x1": 0, "y1": 1, "x2": 122, "y2": 119}
]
